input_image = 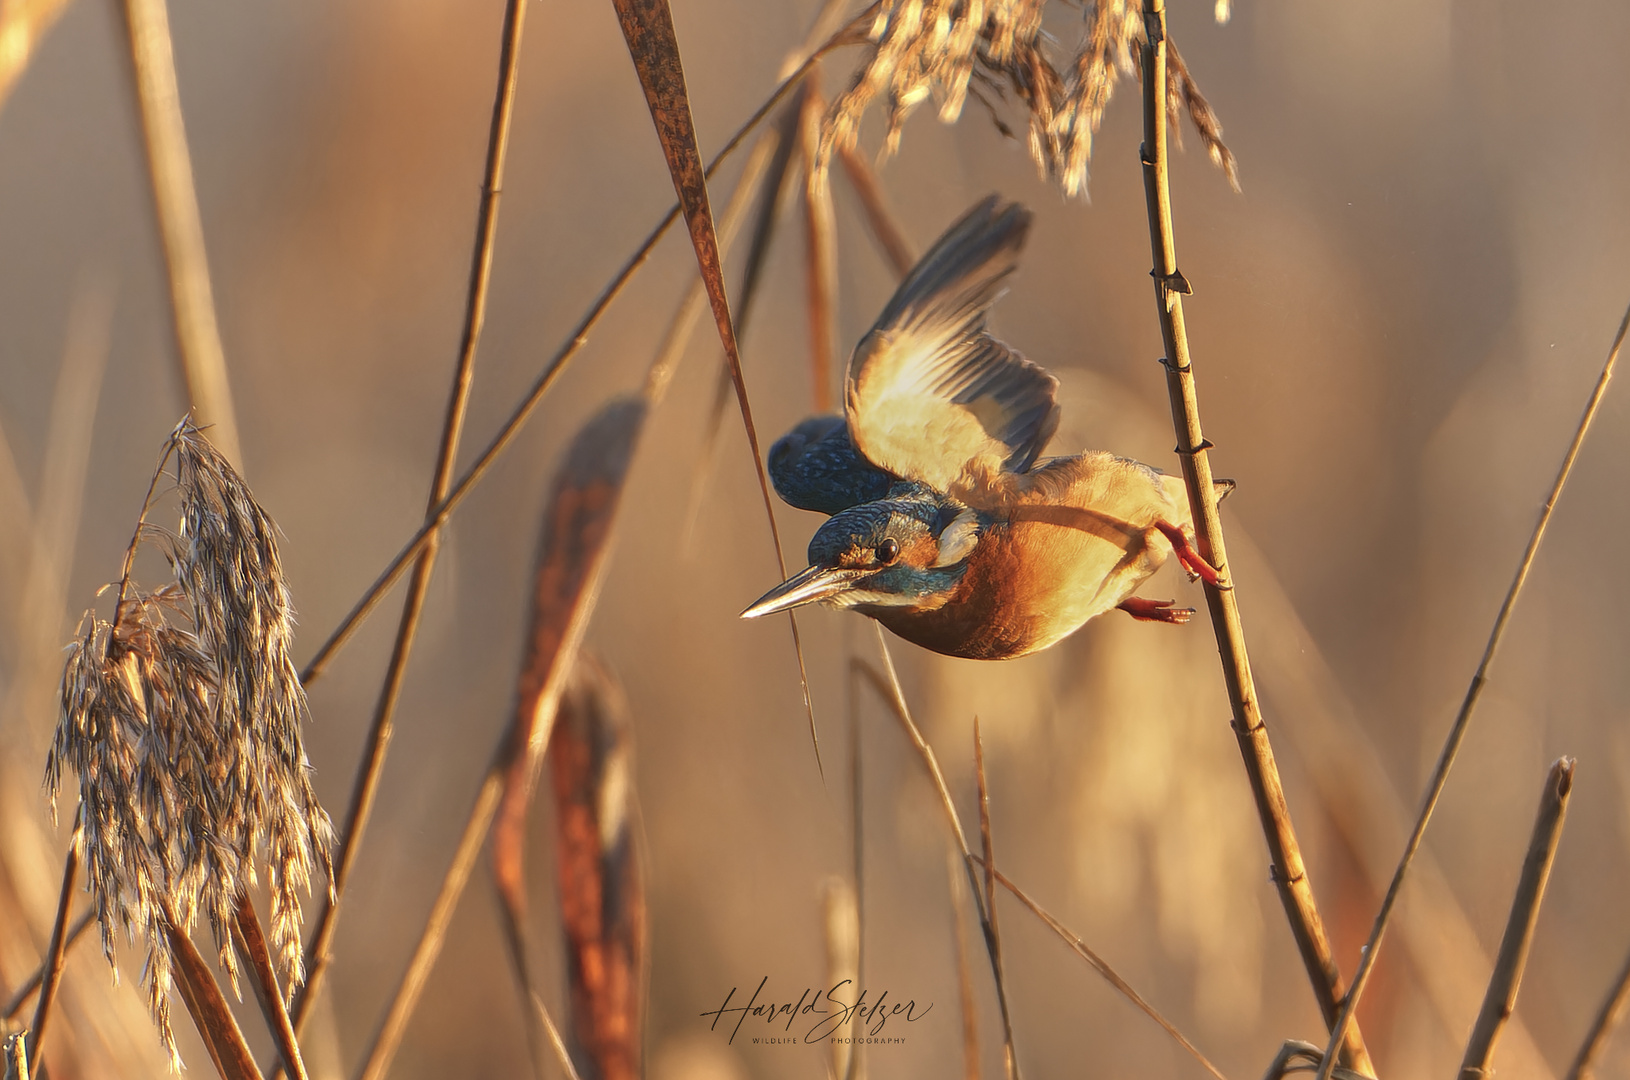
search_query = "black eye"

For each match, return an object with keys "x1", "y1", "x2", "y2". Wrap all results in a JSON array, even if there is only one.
[{"x1": 877, "y1": 538, "x2": 900, "y2": 564}]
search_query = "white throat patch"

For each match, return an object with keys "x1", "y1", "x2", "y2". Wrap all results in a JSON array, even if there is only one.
[{"x1": 934, "y1": 507, "x2": 980, "y2": 567}]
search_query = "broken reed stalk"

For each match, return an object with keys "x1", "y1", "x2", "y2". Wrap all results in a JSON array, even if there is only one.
[
  {"x1": 231, "y1": 897, "x2": 310, "y2": 1080},
  {"x1": 291, "y1": 0, "x2": 529, "y2": 1037},
  {"x1": 1458, "y1": 758, "x2": 1575, "y2": 1080},
  {"x1": 21, "y1": 815, "x2": 79, "y2": 1067},
  {"x1": 861, "y1": 626, "x2": 1019, "y2": 1075},
  {"x1": 976, "y1": 860, "x2": 1229, "y2": 1080},
  {"x1": 1568, "y1": 946, "x2": 1630, "y2": 1080},
  {"x1": 120, "y1": 0, "x2": 241, "y2": 467},
  {"x1": 1136, "y1": 1, "x2": 1369, "y2": 1070},
  {"x1": 1, "y1": 914, "x2": 92, "y2": 1021},
  {"x1": 3, "y1": 1031, "x2": 27, "y2": 1080},
  {"x1": 1314, "y1": 297, "x2": 1630, "y2": 1080},
  {"x1": 296, "y1": 10, "x2": 873, "y2": 688}
]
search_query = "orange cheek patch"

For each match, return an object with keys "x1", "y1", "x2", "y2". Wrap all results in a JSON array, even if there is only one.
[{"x1": 902, "y1": 534, "x2": 939, "y2": 567}]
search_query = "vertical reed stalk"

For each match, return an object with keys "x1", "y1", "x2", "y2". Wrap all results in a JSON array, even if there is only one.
[
  {"x1": 1137, "y1": 1, "x2": 1369, "y2": 1070},
  {"x1": 121, "y1": 0, "x2": 241, "y2": 466},
  {"x1": 292, "y1": 0, "x2": 529, "y2": 1034}
]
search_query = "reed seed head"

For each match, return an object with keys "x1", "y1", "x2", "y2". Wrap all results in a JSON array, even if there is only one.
[
  {"x1": 818, "y1": 0, "x2": 1238, "y2": 198},
  {"x1": 44, "y1": 420, "x2": 333, "y2": 1067}
]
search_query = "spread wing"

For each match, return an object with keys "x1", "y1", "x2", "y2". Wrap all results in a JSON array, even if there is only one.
[
  {"x1": 767, "y1": 414, "x2": 895, "y2": 515},
  {"x1": 845, "y1": 196, "x2": 1060, "y2": 493}
]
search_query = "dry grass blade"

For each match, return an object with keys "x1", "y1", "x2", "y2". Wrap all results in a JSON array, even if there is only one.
[
  {"x1": 232, "y1": 898, "x2": 309, "y2": 1080},
  {"x1": 821, "y1": 877, "x2": 859, "y2": 1080},
  {"x1": 166, "y1": 912, "x2": 262, "y2": 1080},
  {"x1": 1458, "y1": 758, "x2": 1575, "y2": 1079},
  {"x1": 1136, "y1": 2, "x2": 1368, "y2": 1069},
  {"x1": 977, "y1": 859, "x2": 1229, "y2": 1080},
  {"x1": 550, "y1": 658, "x2": 644, "y2": 1080},
  {"x1": 1315, "y1": 297, "x2": 1630, "y2": 1080},
  {"x1": 21, "y1": 816, "x2": 78, "y2": 1068},
  {"x1": 1568, "y1": 948, "x2": 1630, "y2": 1080},
  {"x1": 295, "y1": 12, "x2": 868, "y2": 688},
  {"x1": 1259, "y1": 1041, "x2": 1366, "y2": 1080},
  {"x1": 291, "y1": 0, "x2": 530, "y2": 1037},
  {"x1": 610, "y1": 0, "x2": 827, "y2": 772},
  {"x1": 120, "y1": 0, "x2": 240, "y2": 466},
  {"x1": 1, "y1": 913, "x2": 92, "y2": 1021}
]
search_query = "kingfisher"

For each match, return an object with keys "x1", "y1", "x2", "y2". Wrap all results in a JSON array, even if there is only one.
[{"x1": 741, "y1": 196, "x2": 1225, "y2": 661}]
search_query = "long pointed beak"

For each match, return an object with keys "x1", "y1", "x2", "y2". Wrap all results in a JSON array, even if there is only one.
[{"x1": 741, "y1": 565, "x2": 865, "y2": 619}]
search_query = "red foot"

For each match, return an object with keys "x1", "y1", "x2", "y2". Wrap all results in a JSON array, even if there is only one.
[
  {"x1": 1154, "y1": 520, "x2": 1223, "y2": 586},
  {"x1": 1119, "y1": 597, "x2": 1195, "y2": 624}
]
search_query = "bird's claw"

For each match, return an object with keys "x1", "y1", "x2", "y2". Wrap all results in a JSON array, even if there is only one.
[
  {"x1": 1154, "y1": 520, "x2": 1223, "y2": 587},
  {"x1": 1119, "y1": 597, "x2": 1195, "y2": 624}
]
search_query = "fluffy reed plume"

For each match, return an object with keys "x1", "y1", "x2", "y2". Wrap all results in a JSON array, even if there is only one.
[
  {"x1": 43, "y1": 420, "x2": 333, "y2": 1065},
  {"x1": 820, "y1": 0, "x2": 1237, "y2": 197}
]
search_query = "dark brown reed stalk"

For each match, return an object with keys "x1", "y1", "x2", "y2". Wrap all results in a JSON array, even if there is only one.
[
  {"x1": 976, "y1": 860, "x2": 1229, "y2": 1080},
  {"x1": 947, "y1": 852, "x2": 981, "y2": 1080},
  {"x1": 0, "y1": 0, "x2": 73, "y2": 116},
  {"x1": 21, "y1": 814, "x2": 78, "y2": 1067},
  {"x1": 1, "y1": 914, "x2": 91, "y2": 1022},
  {"x1": 1458, "y1": 758, "x2": 1575, "y2": 1079},
  {"x1": 1568, "y1": 947, "x2": 1630, "y2": 1080},
  {"x1": 291, "y1": 0, "x2": 530, "y2": 1037},
  {"x1": 231, "y1": 897, "x2": 309, "y2": 1080},
  {"x1": 835, "y1": 143, "x2": 915, "y2": 277},
  {"x1": 45, "y1": 421, "x2": 333, "y2": 1066},
  {"x1": 857, "y1": 627, "x2": 1020, "y2": 1075},
  {"x1": 120, "y1": 0, "x2": 240, "y2": 466},
  {"x1": 166, "y1": 911, "x2": 262, "y2": 1080},
  {"x1": 550, "y1": 658, "x2": 644, "y2": 1080},
  {"x1": 970, "y1": 718, "x2": 1014, "y2": 1078},
  {"x1": 1315, "y1": 297, "x2": 1630, "y2": 1080},
  {"x1": 296, "y1": 10, "x2": 875, "y2": 688},
  {"x1": 1136, "y1": 1, "x2": 1369, "y2": 1070}
]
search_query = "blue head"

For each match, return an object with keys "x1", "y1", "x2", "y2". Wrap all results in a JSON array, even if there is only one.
[{"x1": 741, "y1": 497, "x2": 980, "y2": 618}]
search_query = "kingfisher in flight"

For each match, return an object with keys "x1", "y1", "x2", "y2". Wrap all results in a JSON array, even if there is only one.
[{"x1": 741, "y1": 196, "x2": 1225, "y2": 661}]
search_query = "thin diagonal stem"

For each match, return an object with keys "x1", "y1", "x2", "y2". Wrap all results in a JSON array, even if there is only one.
[
  {"x1": 1, "y1": 915, "x2": 92, "y2": 1021},
  {"x1": 291, "y1": 0, "x2": 529, "y2": 1034},
  {"x1": 296, "y1": 12, "x2": 872, "y2": 688},
  {"x1": 1314, "y1": 299, "x2": 1630, "y2": 1080},
  {"x1": 23, "y1": 814, "x2": 80, "y2": 1067},
  {"x1": 1568, "y1": 944, "x2": 1630, "y2": 1080},
  {"x1": 977, "y1": 860, "x2": 1229, "y2": 1080},
  {"x1": 1137, "y1": 2, "x2": 1370, "y2": 1070}
]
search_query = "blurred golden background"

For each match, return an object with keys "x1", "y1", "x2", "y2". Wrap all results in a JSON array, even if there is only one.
[{"x1": 1, "y1": 0, "x2": 1628, "y2": 1078}]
